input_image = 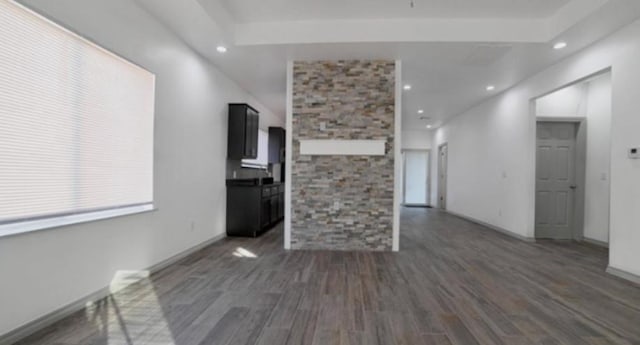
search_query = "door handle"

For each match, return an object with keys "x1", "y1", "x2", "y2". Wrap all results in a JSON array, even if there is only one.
[{"x1": 570, "y1": 185, "x2": 577, "y2": 189}]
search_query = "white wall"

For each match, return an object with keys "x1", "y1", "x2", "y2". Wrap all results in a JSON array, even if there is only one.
[
  {"x1": 432, "y1": 18, "x2": 640, "y2": 277},
  {"x1": 0, "y1": 0, "x2": 283, "y2": 337},
  {"x1": 583, "y1": 75, "x2": 612, "y2": 244},
  {"x1": 535, "y1": 74, "x2": 612, "y2": 244},
  {"x1": 402, "y1": 130, "x2": 432, "y2": 150},
  {"x1": 536, "y1": 82, "x2": 588, "y2": 117}
]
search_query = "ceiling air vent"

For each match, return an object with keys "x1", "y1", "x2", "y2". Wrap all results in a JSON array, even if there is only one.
[{"x1": 462, "y1": 44, "x2": 512, "y2": 66}]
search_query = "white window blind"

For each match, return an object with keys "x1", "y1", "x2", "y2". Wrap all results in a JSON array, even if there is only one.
[
  {"x1": 242, "y1": 130, "x2": 269, "y2": 168},
  {"x1": 0, "y1": 1, "x2": 155, "y2": 225}
]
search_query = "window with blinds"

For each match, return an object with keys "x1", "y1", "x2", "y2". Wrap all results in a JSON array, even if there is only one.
[
  {"x1": 242, "y1": 129, "x2": 269, "y2": 169},
  {"x1": 0, "y1": 1, "x2": 155, "y2": 228}
]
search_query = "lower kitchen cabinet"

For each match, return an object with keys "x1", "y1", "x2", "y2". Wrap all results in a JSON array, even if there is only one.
[
  {"x1": 278, "y1": 193, "x2": 284, "y2": 219},
  {"x1": 226, "y1": 181, "x2": 285, "y2": 237}
]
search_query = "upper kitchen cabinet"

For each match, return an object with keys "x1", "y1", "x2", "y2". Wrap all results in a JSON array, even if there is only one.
[
  {"x1": 228, "y1": 104, "x2": 259, "y2": 160},
  {"x1": 268, "y1": 127, "x2": 286, "y2": 163}
]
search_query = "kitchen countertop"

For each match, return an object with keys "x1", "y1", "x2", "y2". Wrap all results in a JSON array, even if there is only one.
[{"x1": 226, "y1": 178, "x2": 283, "y2": 187}]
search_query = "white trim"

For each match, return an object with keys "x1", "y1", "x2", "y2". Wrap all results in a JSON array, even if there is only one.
[
  {"x1": 0, "y1": 232, "x2": 226, "y2": 345},
  {"x1": 583, "y1": 237, "x2": 609, "y2": 248},
  {"x1": 0, "y1": 204, "x2": 155, "y2": 238},
  {"x1": 235, "y1": 18, "x2": 546, "y2": 46},
  {"x1": 284, "y1": 60, "x2": 293, "y2": 250},
  {"x1": 299, "y1": 139, "x2": 386, "y2": 156},
  {"x1": 447, "y1": 210, "x2": 537, "y2": 243},
  {"x1": 526, "y1": 99, "x2": 538, "y2": 238},
  {"x1": 606, "y1": 266, "x2": 640, "y2": 285},
  {"x1": 392, "y1": 60, "x2": 402, "y2": 252},
  {"x1": 536, "y1": 116, "x2": 587, "y2": 122},
  {"x1": 233, "y1": 1, "x2": 604, "y2": 46},
  {"x1": 530, "y1": 68, "x2": 613, "y2": 242}
]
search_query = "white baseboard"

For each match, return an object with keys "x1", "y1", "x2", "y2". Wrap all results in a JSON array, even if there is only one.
[
  {"x1": 606, "y1": 266, "x2": 640, "y2": 286},
  {"x1": 582, "y1": 237, "x2": 609, "y2": 248},
  {"x1": 0, "y1": 233, "x2": 226, "y2": 345},
  {"x1": 446, "y1": 210, "x2": 536, "y2": 243}
]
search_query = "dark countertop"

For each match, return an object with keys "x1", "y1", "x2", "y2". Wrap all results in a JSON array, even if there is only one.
[{"x1": 226, "y1": 178, "x2": 283, "y2": 187}]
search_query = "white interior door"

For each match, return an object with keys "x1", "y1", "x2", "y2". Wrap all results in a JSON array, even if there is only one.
[
  {"x1": 403, "y1": 150, "x2": 429, "y2": 205},
  {"x1": 438, "y1": 144, "x2": 448, "y2": 209},
  {"x1": 535, "y1": 122, "x2": 577, "y2": 239}
]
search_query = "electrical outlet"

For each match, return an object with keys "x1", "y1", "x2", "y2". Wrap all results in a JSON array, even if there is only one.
[{"x1": 333, "y1": 200, "x2": 340, "y2": 210}]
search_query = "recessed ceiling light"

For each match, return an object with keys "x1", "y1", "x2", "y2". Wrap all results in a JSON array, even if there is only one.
[
  {"x1": 216, "y1": 45, "x2": 227, "y2": 53},
  {"x1": 486, "y1": 85, "x2": 495, "y2": 91},
  {"x1": 403, "y1": 84, "x2": 412, "y2": 91},
  {"x1": 426, "y1": 125, "x2": 432, "y2": 129},
  {"x1": 553, "y1": 42, "x2": 567, "y2": 50},
  {"x1": 417, "y1": 109, "x2": 424, "y2": 114}
]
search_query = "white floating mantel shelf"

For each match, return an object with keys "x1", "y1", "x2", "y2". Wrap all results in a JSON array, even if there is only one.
[{"x1": 299, "y1": 139, "x2": 386, "y2": 156}]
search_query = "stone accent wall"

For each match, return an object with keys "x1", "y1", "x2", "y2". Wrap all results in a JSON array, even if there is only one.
[{"x1": 291, "y1": 60, "x2": 395, "y2": 251}]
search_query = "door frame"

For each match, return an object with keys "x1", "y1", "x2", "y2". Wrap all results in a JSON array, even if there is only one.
[
  {"x1": 527, "y1": 68, "x2": 612, "y2": 242},
  {"x1": 401, "y1": 149, "x2": 431, "y2": 207},
  {"x1": 437, "y1": 143, "x2": 448, "y2": 210},
  {"x1": 534, "y1": 118, "x2": 587, "y2": 240}
]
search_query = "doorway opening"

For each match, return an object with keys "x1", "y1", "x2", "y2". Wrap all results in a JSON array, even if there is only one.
[
  {"x1": 438, "y1": 143, "x2": 448, "y2": 210},
  {"x1": 402, "y1": 149, "x2": 430, "y2": 207},
  {"x1": 533, "y1": 71, "x2": 611, "y2": 246}
]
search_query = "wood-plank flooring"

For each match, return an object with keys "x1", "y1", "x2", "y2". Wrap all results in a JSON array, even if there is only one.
[{"x1": 15, "y1": 208, "x2": 640, "y2": 345}]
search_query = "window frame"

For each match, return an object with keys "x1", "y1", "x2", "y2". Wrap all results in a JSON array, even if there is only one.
[{"x1": 241, "y1": 129, "x2": 270, "y2": 169}]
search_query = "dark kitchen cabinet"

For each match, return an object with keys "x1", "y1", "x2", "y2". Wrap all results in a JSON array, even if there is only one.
[
  {"x1": 268, "y1": 127, "x2": 286, "y2": 163},
  {"x1": 270, "y1": 196, "x2": 278, "y2": 224},
  {"x1": 228, "y1": 104, "x2": 259, "y2": 160},
  {"x1": 277, "y1": 187, "x2": 285, "y2": 219},
  {"x1": 261, "y1": 198, "x2": 271, "y2": 229},
  {"x1": 226, "y1": 179, "x2": 285, "y2": 237}
]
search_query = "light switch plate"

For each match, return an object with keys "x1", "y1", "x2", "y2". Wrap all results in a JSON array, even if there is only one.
[{"x1": 629, "y1": 148, "x2": 640, "y2": 159}]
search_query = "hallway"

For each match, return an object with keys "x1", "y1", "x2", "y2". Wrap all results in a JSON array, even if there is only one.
[{"x1": 17, "y1": 208, "x2": 640, "y2": 345}]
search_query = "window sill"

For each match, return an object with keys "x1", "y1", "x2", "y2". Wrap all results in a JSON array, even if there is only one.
[
  {"x1": 241, "y1": 163, "x2": 269, "y2": 170},
  {"x1": 0, "y1": 204, "x2": 156, "y2": 239}
]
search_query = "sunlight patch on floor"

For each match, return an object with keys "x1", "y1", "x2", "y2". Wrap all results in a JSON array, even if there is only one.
[
  {"x1": 82, "y1": 270, "x2": 176, "y2": 344},
  {"x1": 232, "y1": 247, "x2": 258, "y2": 258}
]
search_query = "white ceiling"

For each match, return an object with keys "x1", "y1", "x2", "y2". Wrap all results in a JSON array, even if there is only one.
[
  {"x1": 219, "y1": 0, "x2": 571, "y2": 23},
  {"x1": 136, "y1": 0, "x2": 640, "y2": 131}
]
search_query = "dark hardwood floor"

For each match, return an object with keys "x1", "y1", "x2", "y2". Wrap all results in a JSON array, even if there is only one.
[{"x1": 16, "y1": 208, "x2": 640, "y2": 345}]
